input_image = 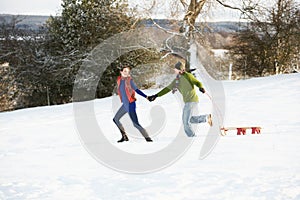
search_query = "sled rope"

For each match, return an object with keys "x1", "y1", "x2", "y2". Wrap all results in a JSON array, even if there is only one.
[{"x1": 205, "y1": 93, "x2": 224, "y2": 128}]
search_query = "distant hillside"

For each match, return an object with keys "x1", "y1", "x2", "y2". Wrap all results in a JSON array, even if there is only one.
[
  {"x1": 0, "y1": 14, "x2": 243, "y2": 48},
  {"x1": 141, "y1": 19, "x2": 246, "y2": 33},
  {"x1": 0, "y1": 14, "x2": 49, "y2": 30},
  {"x1": 141, "y1": 19, "x2": 245, "y2": 48},
  {"x1": 0, "y1": 14, "x2": 245, "y2": 32}
]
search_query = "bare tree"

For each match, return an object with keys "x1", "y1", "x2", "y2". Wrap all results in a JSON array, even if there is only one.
[
  {"x1": 228, "y1": 0, "x2": 300, "y2": 77},
  {"x1": 133, "y1": 0, "x2": 260, "y2": 72}
]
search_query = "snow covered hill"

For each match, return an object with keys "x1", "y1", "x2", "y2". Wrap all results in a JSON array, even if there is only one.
[{"x1": 0, "y1": 73, "x2": 300, "y2": 200}]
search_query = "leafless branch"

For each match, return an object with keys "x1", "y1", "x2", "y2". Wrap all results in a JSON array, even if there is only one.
[
  {"x1": 215, "y1": 0, "x2": 244, "y2": 11},
  {"x1": 148, "y1": 0, "x2": 157, "y2": 11},
  {"x1": 180, "y1": 0, "x2": 189, "y2": 9},
  {"x1": 138, "y1": 0, "x2": 157, "y2": 13},
  {"x1": 215, "y1": 0, "x2": 262, "y2": 22},
  {"x1": 149, "y1": 18, "x2": 182, "y2": 37},
  {"x1": 195, "y1": 0, "x2": 206, "y2": 15}
]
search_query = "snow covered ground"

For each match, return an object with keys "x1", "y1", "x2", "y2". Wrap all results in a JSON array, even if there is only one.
[{"x1": 0, "y1": 73, "x2": 300, "y2": 200}]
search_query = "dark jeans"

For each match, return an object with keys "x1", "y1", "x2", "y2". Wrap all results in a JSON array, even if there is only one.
[{"x1": 113, "y1": 105, "x2": 150, "y2": 138}]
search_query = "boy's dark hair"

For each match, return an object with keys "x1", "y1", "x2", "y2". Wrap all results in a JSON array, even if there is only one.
[{"x1": 174, "y1": 61, "x2": 185, "y2": 71}]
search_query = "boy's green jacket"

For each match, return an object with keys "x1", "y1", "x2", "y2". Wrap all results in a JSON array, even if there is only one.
[{"x1": 157, "y1": 72, "x2": 203, "y2": 103}]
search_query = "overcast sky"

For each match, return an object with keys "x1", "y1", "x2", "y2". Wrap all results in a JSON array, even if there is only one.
[
  {"x1": 0, "y1": 0, "x2": 62, "y2": 15},
  {"x1": 1, "y1": 0, "x2": 298, "y2": 21},
  {"x1": 0, "y1": 0, "x2": 240, "y2": 21}
]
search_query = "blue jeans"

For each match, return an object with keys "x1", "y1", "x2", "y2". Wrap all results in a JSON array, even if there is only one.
[
  {"x1": 113, "y1": 105, "x2": 150, "y2": 138},
  {"x1": 182, "y1": 102, "x2": 207, "y2": 137}
]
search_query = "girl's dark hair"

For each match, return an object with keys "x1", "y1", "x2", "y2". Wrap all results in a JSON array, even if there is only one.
[{"x1": 119, "y1": 64, "x2": 131, "y2": 71}]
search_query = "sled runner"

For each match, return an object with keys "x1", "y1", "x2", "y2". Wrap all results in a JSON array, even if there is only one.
[{"x1": 220, "y1": 126, "x2": 261, "y2": 136}]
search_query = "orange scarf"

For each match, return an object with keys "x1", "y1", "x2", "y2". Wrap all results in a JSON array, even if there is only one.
[{"x1": 117, "y1": 76, "x2": 136, "y2": 103}]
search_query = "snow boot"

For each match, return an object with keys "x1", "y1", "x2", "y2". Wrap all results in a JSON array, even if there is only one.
[
  {"x1": 118, "y1": 131, "x2": 129, "y2": 143},
  {"x1": 145, "y1": 137, "x2": 153, "y2": 142}
]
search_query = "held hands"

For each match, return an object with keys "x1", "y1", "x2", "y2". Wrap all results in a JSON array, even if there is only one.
[
  {"x1": 147, "y1": 94, "x2": 158, "y2": 102},
  {"x1": 199, "y1": 87, "x2": 206, "y2": 93}
]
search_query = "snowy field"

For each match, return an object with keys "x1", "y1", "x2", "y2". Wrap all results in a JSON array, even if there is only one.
[{"x1": 0, "y1": 73, "x2": 300, "y2": 200}]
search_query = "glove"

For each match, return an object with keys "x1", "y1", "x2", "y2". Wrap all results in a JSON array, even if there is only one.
[
  {"x1": 199, "y1": 88, "x2": 206, "y2": 93},
  {"x1": 147, "y1": 94, "x2": 158, "y2": 102}
]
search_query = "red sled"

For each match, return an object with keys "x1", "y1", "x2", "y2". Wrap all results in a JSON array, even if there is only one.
[{"x1": 220, "y1": 127, "x2": 261, "y2": 136}]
